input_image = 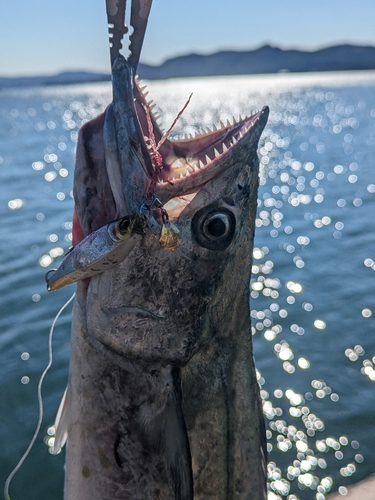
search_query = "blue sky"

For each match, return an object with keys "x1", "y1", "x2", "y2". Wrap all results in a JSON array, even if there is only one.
[{"x1": 1, "y1": 0, "x2": 375, "y2": 76}]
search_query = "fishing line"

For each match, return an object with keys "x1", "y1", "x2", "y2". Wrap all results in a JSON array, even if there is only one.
[{"x1": 4, "y1": 292, "x2": 75, "y2": 500}]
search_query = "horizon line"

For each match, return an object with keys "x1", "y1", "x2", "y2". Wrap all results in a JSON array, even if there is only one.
[{"x1": 1, "y1": 41, "x2": 375, "y2": 80}]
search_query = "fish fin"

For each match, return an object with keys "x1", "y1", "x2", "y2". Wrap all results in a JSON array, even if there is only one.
[{"x1": 52, "y1": 385, "x2": 70, "y2": 454}]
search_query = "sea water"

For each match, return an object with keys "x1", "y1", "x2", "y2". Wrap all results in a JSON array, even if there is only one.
[{"x1": 0, "y1": 70, "x2": 374, "y2": 499}]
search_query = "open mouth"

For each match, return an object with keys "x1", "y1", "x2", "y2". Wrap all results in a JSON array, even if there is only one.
[{"x1": 132, "y1": 79, "x2": 269, "y2": 204}]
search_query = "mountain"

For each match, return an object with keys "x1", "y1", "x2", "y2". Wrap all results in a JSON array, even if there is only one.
[
  {"x1": 138, "y1": 44, "x2": 375, "y2": 79},
  {"x1": 1, "y1": 44, "x2": 374, "y2": 88}
]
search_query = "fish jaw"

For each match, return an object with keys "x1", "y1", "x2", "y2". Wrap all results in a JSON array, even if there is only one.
[
  {"x1": 154, "y1": 106, "x2": 269, "y2": 204},
  {"x1": 134, "y1": 92, "x2": 269, "y2": 206},
  {"x1": 109, "y1": 55, "x2": 154, "y2": 215},
  {"x1": 107, "y1": 58, "x2": 269, "y2": 215}
]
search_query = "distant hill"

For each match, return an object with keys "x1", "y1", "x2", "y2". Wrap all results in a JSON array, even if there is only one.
[
  {"x1": 0, "y1": 71, "x2": 110, "y2": 89},
  {"x1": 138, "y1": 44, "x2": 375, "y2": 79},
  {"x1": 1, "y1": 44, "x2": 374, "y2": 88}
]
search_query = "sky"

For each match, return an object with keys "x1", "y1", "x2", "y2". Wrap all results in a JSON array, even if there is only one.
[{"x1": 1, "y1": 0, "x2": 375, "y2": 77}]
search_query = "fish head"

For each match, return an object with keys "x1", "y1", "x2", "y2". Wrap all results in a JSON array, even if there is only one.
[{"x1": 77, "y1": 59, "x2": 269, "y2": 364}]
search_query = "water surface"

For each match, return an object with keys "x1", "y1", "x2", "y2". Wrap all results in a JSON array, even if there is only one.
[{"x1": 1, "y1": 70, "x2": 375, "y2": 499}]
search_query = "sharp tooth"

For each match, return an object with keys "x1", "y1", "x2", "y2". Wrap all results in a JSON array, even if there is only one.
[
  {"x1": 232, "y1": 115, "x2": 237, "y2": 124},
  {"x1": 205, "y1": 154, "x2": 212, "y2": 164},
  {"x1": 199, "y1": 160, "x2": 204, "y2": 169},
  {"x1": 143, "y1": 91, "x2": 149, "y2": 98},
  {"x1": 226, "y1": 119, "x2": 231, "y2": 127},
  {"x1": 232, "y1": 137, "x2": 238, "y2": 145},
  {"x1": 238, "y1": 131, "x2": 243, "y2": 139},
  {"x1": 213, "y1": 124, "x2": 218, "y2": 131},
  {"x1": 206, "y1": 126, "x2": 212, "y2": 134},
  {"x1": 214, "y1": 148, "x2": 220, "y2": 158},
  {"x1": 150, "y1": 103, "x2": 156, "y2": 110},
  {"x1": 187, "y1": 165, "x2": 194, "y2": 173},
  {"x1": 220, "y1": 120, "x2": 225, "y2": 129},
  {"x1": 193, "y1": 163, "x2": 199, "y2": 172},
  {"x1": 140, "y1": 85, "x2": 147, "y2": 92},
  {"x1": 223, "y1": 143, "x2": 228, "y2": 152},
  {"x1": 180, "y1": 173, "x2": 184, "y2": 179}
]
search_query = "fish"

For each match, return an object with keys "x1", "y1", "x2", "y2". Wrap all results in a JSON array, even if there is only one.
[{"x1": 50, "y1": 50, "x2": 269, "y2": 500}]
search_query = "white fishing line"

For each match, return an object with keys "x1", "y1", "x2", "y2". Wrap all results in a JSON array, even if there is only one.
[{"x1": 4, "y1": 292, "x2": 75, "y2": 500}]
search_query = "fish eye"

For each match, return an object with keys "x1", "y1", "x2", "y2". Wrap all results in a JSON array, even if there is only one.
[
  {"x1": 203, "y1": 214, "x2": 230, "y2": 239},
  {"x1": 192, "y1": 207, "x2": 236, "y2": 250}
]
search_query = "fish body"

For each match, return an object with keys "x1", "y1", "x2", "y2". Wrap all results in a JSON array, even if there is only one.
[{"x1": 54, "y1": 54, "x2": 269, "y2": 499}]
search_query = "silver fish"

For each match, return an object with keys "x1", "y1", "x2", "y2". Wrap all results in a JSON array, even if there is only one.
[{"x1": 50, "y1": 5, "x2": 269, "y2": 499}]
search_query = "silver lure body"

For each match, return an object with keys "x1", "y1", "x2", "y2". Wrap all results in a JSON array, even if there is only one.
[{"x1": 46, "y1": 215, "x2": 144, "y2": 291}]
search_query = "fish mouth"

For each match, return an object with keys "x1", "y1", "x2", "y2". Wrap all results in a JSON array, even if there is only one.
[
  {"x1": 108, "y1": 55, "x2": 268, "y2": 218},
  {"x1": 131, "y1": 76, "x2": 269, "y2": 206}
]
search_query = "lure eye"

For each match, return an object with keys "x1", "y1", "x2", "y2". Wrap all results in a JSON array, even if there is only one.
[
  {"x1": 192, "y1": 207, "x2": 236, "y2": 251},
  {"x1": 112, "y1": 214, "x2": 145, "y2": 241},
  {"x1": 114, "y1": 216, "x2": 133, "y2": 240},
  {"x1": 118, "y1": 217, "x2": 131, "y2": 233}
]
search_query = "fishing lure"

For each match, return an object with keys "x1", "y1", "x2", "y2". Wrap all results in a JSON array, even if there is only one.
[{"x1": 46, "y1": 214, "x2": 145, "y2": 291}]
